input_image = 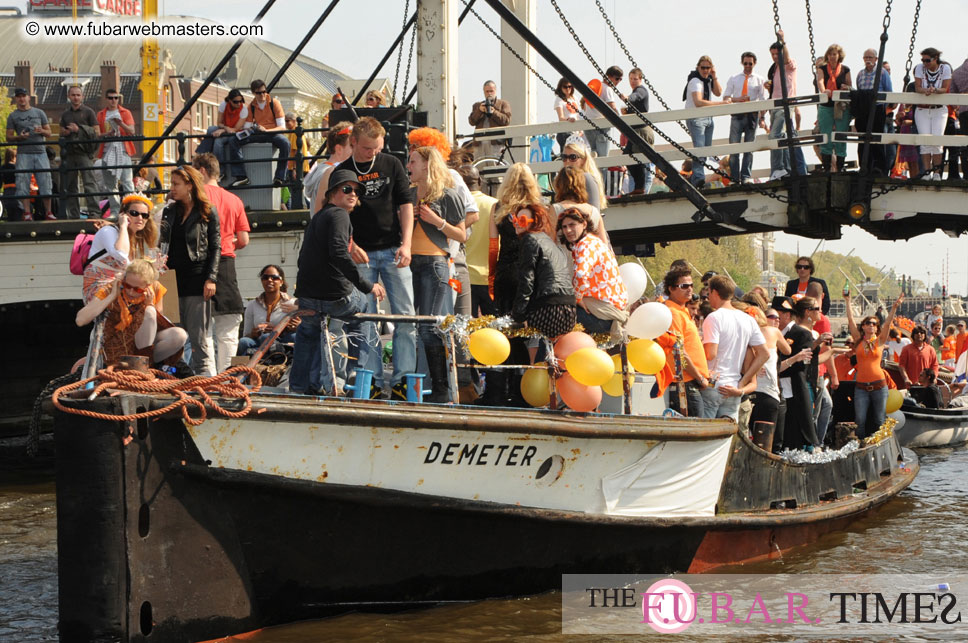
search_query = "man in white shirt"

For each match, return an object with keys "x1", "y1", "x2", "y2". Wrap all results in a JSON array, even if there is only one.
[
  {"x1": 582, "y1": 66, "x2": 622, "y2": 159},
  {"x1": 701, "y1": 276, "x2": 769, "y2": 420},
  {"x1": 724, "y1": 52, "x2": 767, "y2": 183}
]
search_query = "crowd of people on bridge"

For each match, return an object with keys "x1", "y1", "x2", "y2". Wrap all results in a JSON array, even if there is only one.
[{"x1": 464, "y1": 32, "x2": 968, "y2": 190}]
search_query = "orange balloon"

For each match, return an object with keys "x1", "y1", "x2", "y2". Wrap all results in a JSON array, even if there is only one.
[
  {"x1": 557, "y1": 373, "x2": 602, "y2": 412},
  {"x1": 554, "y1": 331, "x2": 596, "y2": 361}
]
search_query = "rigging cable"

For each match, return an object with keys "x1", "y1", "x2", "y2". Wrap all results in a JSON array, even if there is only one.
[
  {"x1": 591, "y1": 0, "x2": 689, "y2": 135},
  {"x1": 391, "y1": 0, "x2": 411, "y2": 106}
]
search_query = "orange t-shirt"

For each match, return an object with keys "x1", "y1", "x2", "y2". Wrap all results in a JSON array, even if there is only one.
[
  {"x1": 942, "y1": 335, "x2": 957, "y2": 361},
  {"x1": 854, "y1": 340, "x2": 886, "y2": 383},
  {"x1": 833, "y1": 352, "x2": 855, "y2": 382},
  {"x1": 664, "y1": 299, "x2": 708, "y2": 382}
]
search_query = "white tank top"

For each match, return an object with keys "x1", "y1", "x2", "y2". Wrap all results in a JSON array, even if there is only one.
[{"x1": 756, "y1": 346, "x2": 780, "y2": 401}]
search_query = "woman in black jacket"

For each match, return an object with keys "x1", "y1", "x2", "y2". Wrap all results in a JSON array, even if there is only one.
[
  {"x1": 510, "y1": 203, "x2": 576, "y2": 341},
  {"x1": 160, "y1": 165, "x2": 220, "y2": 376}
]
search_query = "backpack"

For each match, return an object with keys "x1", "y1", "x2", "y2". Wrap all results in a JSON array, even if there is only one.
[{"x1": 69, "y1": 232, "x2": 105, "y2": 275}]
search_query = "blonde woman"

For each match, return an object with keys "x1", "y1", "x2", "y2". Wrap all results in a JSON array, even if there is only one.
[
  {"x1": 364, "y1": 90, "x2": 385, "y2": 108},
  {"x1": 559, "y1": 135, "x2": 607, "y2": 211},
  {"x1": 489, "y1": 163, "x2": 544, "y2": 312},
  {"x1": 407, "y1": 146, "x2": 466, "y2": 403},
  {"x1": 83, "y1": 192, "x2": 160, "y2": 304}
]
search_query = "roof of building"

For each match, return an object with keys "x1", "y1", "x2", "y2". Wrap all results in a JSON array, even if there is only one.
[
  {"x1": 0, "y1": 15, "x2": 348, "y2": 98},
  {"x1": 1, "y1": 73, "x2": 142, "y2": 105}
]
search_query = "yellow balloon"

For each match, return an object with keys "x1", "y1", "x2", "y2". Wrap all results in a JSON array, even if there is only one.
[
  {"x1": 885, "y1": 388, "x2": 903, "y2": 414},
  {"x1": 521, "y1": 366, "x2": 550, "y2": 407},
  {"x1": 468, "y1": 328, "x2": 511, "y2": 366},
  {"x1": 565, "y1": 347, "x2": 614, "y2": 387},
  {"x1": 602, "y1": 354, "x2": 635, "y2": 397},
  {"x1": 627, "y1": 338, "x2": 666, "y2": 375}
]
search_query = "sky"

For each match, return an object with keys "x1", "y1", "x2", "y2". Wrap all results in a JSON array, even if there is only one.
[{"x1": 18, "y1": 0, "x2": 968, "y2": 291}]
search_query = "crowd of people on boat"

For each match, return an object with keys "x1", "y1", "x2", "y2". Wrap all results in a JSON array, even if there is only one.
[{"x1": 63, "y1": 103, "x2": 938, "y2": 453}]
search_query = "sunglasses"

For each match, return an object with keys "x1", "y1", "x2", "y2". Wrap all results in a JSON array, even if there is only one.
[
  {"x1": 742, "y1": 62, "x2": 755, "y2": 65},
  {"x1": 261, "y1": 274, "x2": 282, "y2": 281},
  {"x1": 340, "y1": 184, "x2": 360, "y2": 195},
  {"x1": 107, "y1": 96, "x2": 120, "y2": 100},
  {"x1": 513, "y1": 212, "x2": 535, "y2": 228},
  {"x1": 561, "y1": 153, "x2": 581, "y2": 161},
  {"x1": 563, "y1": 84, "x2": 573, "y2": 89},
  {"x1": 767, "y1": 314, "x2": 780, "y2": 320},
  {"x1": 125, "y1": 210, "x2": 150, "y2": 218},
  {"x1": 699, "y1": 66, "x2": 712, "y2": 71},
  {"x1": 921, "y1": 58, "x2": 934, "y2": 63},
  {"x1": 123, "y1": 281, "x2": 146, "y2": 294},
  {"x1": 795, "y1": 264, "x2": 810, "y2": 270},
  {"x1": 862, "y1": 320, "x2": 877, "y2": 326},
  {"x1": 672, "y1": 283, "x2": 694, "y2": 290},
  {"x1": 808, "y1": 306, "x2": 821, "y2": 311},
  {"x1": 230, "y1": 99, "x2": 243, "y2": 105}
]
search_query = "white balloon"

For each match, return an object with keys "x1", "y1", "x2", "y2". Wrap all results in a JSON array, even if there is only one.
[
  {"x1": 618, "y1": 262, "x2": 648, "y2": 302},
  {"x1": 627, "y1": 301, "x2": 673, "y2": 339}
]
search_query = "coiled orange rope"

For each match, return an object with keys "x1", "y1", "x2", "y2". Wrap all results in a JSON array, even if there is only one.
[{"x1": 51, "y1": 365, "x2": 263, "y2": 426}]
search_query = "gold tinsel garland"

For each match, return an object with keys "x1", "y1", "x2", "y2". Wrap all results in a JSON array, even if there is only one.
[
  {"x1": 864, "y1": 416, "x2": 897, "y2": 446},
  {"x1": 438, "y1": 314, "x2": 612, "y2": 353}
]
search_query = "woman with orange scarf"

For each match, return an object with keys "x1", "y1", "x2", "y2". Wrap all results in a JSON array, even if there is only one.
[
  {"x1": 75, "y1": 259, "x2": 188, "y2": 368},
  {"x1": 815, "y1": 44, "x2": 852, "y2": 172}
]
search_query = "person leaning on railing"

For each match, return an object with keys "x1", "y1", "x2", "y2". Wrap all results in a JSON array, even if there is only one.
[
  {"x1": 913, "y1": 47, "x2": 953, "y2": 181},
  {"x1": 683, "y1": 56, "x2": 730, "y2": 188},
  {"x1": 814, "y1": 44, "x2": 853, "y2": 173},
  {"x1": 552, "y1": 77, "x2": 580, "y2": 155},
  {"x1": 195, "y1": 88, "x2": 248, "y2": 177}
]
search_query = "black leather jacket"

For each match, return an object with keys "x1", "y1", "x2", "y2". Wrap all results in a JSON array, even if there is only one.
[
  {"x1": 512, "y1": 232, "x2": 575, "y2": 321},
  {"x1": 161, "y1": 202, "x2": 221, "y2": 283}
]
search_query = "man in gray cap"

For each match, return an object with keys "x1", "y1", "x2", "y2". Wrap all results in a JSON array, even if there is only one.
[
  {"x1": 5, "y1": 87, "x2": 53, "y2": 220},
  {"x1": 289, "y1": 168, "x2": 386, "y2": 396}
]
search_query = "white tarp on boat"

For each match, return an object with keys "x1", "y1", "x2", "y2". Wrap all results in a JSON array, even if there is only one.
[{"x1": 601, "y1": 438, "x2": 733, "y2": 517}]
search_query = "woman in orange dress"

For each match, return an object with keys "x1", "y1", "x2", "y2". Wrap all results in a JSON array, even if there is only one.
[{"x1": 845, "y1": 292, "x2": 904, "y2": 437}]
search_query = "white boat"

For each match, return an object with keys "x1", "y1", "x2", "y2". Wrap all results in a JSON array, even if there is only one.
[{"x1": 897, "y1": 405, "x2": 968, "y2": 448}]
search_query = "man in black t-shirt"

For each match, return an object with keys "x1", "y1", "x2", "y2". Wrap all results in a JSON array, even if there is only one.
[{"x1": 335, "y1": 117, "x2": 415, "y2": 399}]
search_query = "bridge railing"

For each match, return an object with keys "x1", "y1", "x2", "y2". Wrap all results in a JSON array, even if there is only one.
[{"x1": 832, "y1": 90, "x2": 968, "y2": 149}]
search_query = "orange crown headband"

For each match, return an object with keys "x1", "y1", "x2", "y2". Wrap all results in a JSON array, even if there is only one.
[{"x1": 121, "y1": 193, "x2": 154, "y2": 211}]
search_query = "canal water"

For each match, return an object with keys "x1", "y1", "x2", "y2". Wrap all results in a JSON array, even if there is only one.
[{"x1": 0, "y1": 443, "x2": 963, "y2": 642}]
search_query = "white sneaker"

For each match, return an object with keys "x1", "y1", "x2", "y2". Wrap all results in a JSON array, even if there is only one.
[
  {"x1": 769, "y1": 170, "x2": 789, "y2": 181},
  {"x1": 932, "y1": 172, "x2": 942, "y2": 181}
]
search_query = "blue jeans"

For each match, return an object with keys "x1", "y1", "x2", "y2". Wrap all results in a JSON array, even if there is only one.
[
  {"x1": 576, "y1": 307, "x2": 613, "y2": 334},
  {"x1": 768, "y1": 108, "x2": 807, "y2": 175},
  {"x1": 237, "y1": 330, "x2": 296, "y2": 355},
  {"x1": 585, "y1": 128, "x2": 610, "y2": 158},
  {"x1": 228, "y1": 131, "x2": 291, "y2": 181},
  {"x1": 728, "y1": 114, "x2": 757, "y2": 181},
  {"x1": 700, "y1": 387, "x2": 742, "y2": 420},
  {"x1": 686, "y1": 116, "x2": 714, "y2": 187},
  {"x1": 854, "y1": 385, "x2": 888, "y2": 438},
  {"x1": 412, "y1": 255, "x2": 454, "y2": 397},
  {"x1": 196, "y1": 126, "x2": 231, "y2": 169},
  {"x1": 356, "y1": 247, "x2": 416, "y2": 388},
  {"x1": 289, "y1": 291, "x2": 376, "y2": 395}
]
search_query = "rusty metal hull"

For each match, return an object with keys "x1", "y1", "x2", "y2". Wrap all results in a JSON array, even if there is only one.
[{"x1": 52, "y1": 393, "x2": 918, "y2": 643}]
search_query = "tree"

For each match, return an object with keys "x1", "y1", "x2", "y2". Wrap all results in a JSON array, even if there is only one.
[
  {"x1": 0, "y1": 99, "x2": 14, "y2": 144},
  {"x1": 619, "y1": 235, "x2": 760, "y2": 294}
]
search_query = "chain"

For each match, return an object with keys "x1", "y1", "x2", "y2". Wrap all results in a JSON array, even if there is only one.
[
  {"x1": 549, "y1": 0, "x2": 787, "y2": 203},
  {"x1": 771, "y1": 0, "x2": 781, "y2": 37},
  {"x1": 390, "y1": 0, "x2": 411, "y2": 107},
  {"x1": 903, "y1": 0, "x2": 921, "y2": 87},
  {"x1": 804, "y1": 0, "x2": 816, "y2": 69},
  {"x1": 882, "y1": 0, "x2": 892, "y2": 29},
  {"x1": 402, "y1": 15, "x2": 417, "y2": 104},
  {"x1": 591, "y1": 0, "x2": 685, "y2": 133}
]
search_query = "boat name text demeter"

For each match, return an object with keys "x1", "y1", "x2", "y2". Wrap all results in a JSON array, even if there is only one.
[{"x1": 423, "y1": 441, "x2": 537, "y2": 466}]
